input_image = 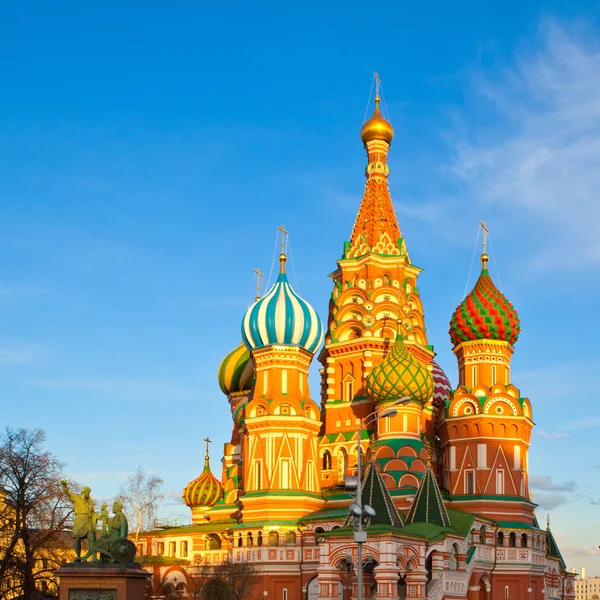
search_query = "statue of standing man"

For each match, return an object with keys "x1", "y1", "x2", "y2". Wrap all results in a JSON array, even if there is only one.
[{"x1": 60, "y1": 480, "x2": 97, "y2": 561}]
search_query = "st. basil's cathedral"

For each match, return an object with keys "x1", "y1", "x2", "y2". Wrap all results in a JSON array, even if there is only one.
[{"x1": 140, "y1": 87, "x2": 574, "y2": 600}]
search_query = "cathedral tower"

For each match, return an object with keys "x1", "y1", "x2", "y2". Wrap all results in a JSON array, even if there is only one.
[
  {"x1": 239, "y1": 243, "x2": 325, "y2": 523},
  {"x1": 439, "y1": 228, "x2": 535, "y2": 524},
  {"x1": 318, "y1": 79, "x2": 437, "y2": 496}
]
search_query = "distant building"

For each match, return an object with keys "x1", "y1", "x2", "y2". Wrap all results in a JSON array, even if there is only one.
[
  {"x1": 139, "y1": 86, "x2": 575, "y2": 600},
  {"x1": 575, "y1": 572, "x2": 600, "y2": 600}
]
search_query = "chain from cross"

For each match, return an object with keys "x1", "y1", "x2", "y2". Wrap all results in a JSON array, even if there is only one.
[
  {"x1": 253, "y1": 268, "x2": 264, "y2": 300},
  {"x1": 277, "y1": 225, "x2": 289, "y2": 255}
]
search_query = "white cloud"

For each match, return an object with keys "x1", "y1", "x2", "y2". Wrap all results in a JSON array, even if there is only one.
[
  {"x1": 532, "y1": 492, "x2": 570, "y2": 510},
  {"x1": 536, "y1": 430, "x2": 569, "y2": 439},
  {"x1": 530, "y1": 475, "x2": 576, "y2": 492},
  {"x1": 453, "y1": 19, "x2": 600, "y2": 268}
]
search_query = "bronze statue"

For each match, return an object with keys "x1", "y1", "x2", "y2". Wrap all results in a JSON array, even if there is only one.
[
  {"x1": 60, "y1": 480, "x2": 97, "y2": 561},
  {"x1": 60, "y1": 482, "x2": 136, "y2": 564}
]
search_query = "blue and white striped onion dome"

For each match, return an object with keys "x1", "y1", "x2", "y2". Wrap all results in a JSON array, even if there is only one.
[{"x1": 242, "y1": 261, "x2": 324, "y2": 355}]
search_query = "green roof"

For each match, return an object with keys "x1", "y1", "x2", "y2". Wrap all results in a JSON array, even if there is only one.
[
  {"x1": 146, "y1": 520, "x2": 236, "y2": 535},
  {"x1": 406, "y1": 467, "x2": 450, "y2": 528},
  {"x1": 546, "y1": 527, "x2": 566, "y2": 570},
  {"x1": 299, "y1": 507, "x2": 350, "y2": 522},
  {"x1": 346, "y1": 462, "x2": 403, "y2": 528}
]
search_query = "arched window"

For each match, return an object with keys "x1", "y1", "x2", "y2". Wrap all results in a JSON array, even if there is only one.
[
  {"x1": 268, "y1": 531, "x2": 279, "y2": 546},
  {"x1": 448, "y1": 545, "x2": 458, "y2": 571},
  {"x1": 285, "y1": 531, "x2": 296, "y2": 545},
  {"x1": 509, "y1": 532, "x2": 516, "y2": 548},
  {"x1": 205, "y1": 534, "x2": 221, "y2": 550},
  {"x1": 246, "y1": 532, "x2": 254, "y2": 547},
  {"x1": 521, "y1": 533, "x2": 528, "y2": 548},
  {"x1": 314, "y1": 527, "x2": 325, "y2": 546},
  {"x1": 497, "y1": 531, "x2": 505, "y2": 547},
  {"x1": 479, "y1": 526, "x2": 487, "y2": 545},
  {"x1": 257, "y1": 532, "x2": 263, "y2": 547},
  {"x1": 322, "y1": 451, "x2": 332, "y2": 470},
  {"x1": 237, "y1": 534, "x2": 243, "y2": 548}
]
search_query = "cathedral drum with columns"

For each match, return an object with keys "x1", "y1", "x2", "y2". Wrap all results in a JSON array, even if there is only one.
[{"x1": 138, "y1": 82, "x2": 574, "y2": 600}]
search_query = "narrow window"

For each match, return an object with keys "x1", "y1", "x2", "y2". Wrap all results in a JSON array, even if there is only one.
[
  {"x1": 492, "y1": 365, "x2": 497, "y2": 384},
  {"x1": 255, "y1": 460, "x2": 262, "y2": 490},
  {"x1": 282, "y1": 369, "x2": 288, "y2": 394},
  {"x1": 181, "y1": 541, "x2": 188, "y2": 557},
  {"x1": 514, "y1": 445, "x2": 521, "y2": 470},
  {"x1": 169, "y1": 541, "x2": 176, "y2": 557},
  {"x1": 472, "y1": 365, "x2": 477, "y2": 386},
  {"x1": 263, "y1": 370, "x2": 268, "y2": 392},
  {"x1": 466, "y1": 471, "x2": 474, "y2": 494},
  {"x1": 477, "y1": 444, "x2": 487, "y2": 468},
  {"x1": 509, "y1": 532, "x2": 516, "y2": 548},
  {"x1": 521, "y1": 533, "x2": 528, "y2": 548},
  {"x1": 322, "y1": 451, "x2": 332, "y2": 470},
  {"x1": 283, "y1": 589, "x2": 288, "y2": 600},
  {"x1": 281, "y1": 459, "x2": 290, "y2": 489},
  {"x1": 497, "y1": 470, "x2": 505, "y2": 495},
  {"x1": 505, "y1": 585, "x2": 509, "y2": 599},
  {"x1": 402, "y1": 414, "x2": 408, "y2": 432},
  {"x1": 344, "y1": 380, "x2": 354, "y2": 402},
  {"x1": 450, "y1": 447, "x2": 456, "y2": 471},
  {"x1": 306, "y1": 461, "x2": 314, "y2": 492}
]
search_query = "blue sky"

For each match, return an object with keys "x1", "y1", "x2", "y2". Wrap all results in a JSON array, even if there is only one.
[{"x1": 2, "y1": 0, "x2": 600, "y2": 574}]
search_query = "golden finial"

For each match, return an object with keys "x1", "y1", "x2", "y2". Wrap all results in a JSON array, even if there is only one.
[
  {"x1": 253, "y1": 268, "x2": 264, "y2": 302},
  {"x1": 546, "y1": 513, "x2": 551, "y2": 530},
  {"x1": 277, "y1": 225, "x2": 289, "y2": 273},
  {"x1": 479, "y1": 221, "x2": 489, "y2": 270},
  {"x1": 360, "y1": 73, "x2": 394, "y2": 145}
]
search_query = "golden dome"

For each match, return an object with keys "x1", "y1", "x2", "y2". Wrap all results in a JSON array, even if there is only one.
[{"x1": 360, "y1": 96, "x2": 394, "y2": 145}]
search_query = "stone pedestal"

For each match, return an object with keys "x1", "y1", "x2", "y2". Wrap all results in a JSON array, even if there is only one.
[{"x1": 55, "y1": 562, "x2": 150, "y2": 600}]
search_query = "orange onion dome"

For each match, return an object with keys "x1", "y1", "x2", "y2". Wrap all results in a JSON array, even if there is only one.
[
  {"x1": 183, "y1": 454, "x2": 223, "y2": 508},
  {"x1": 449, "y1": 254, "x2": 520, "y2": 347},
  {"x1": 360, "y1": 96, "x2": 394, "y2": 146}
]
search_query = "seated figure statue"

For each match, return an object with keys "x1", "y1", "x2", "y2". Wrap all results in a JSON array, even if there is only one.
[{"x1": 95, "y1": 501, "x2": 136, "y2": 563}]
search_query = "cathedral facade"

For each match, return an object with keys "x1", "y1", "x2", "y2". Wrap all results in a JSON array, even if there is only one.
[{"x1": 139, "y1": 92, "x2": 574, "y2": 600}]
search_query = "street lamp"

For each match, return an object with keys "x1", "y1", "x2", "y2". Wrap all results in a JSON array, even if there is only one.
[{"x1": 346, "y1": 396, "x2": 411, "y2": 600}]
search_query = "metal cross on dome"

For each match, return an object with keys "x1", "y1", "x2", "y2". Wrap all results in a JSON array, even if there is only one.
[
  {"x1": 253, "y1": 268, "x2": 264, "y2": 301},
  {"x1": 204, "y1": 437, "x2": 212, "y2": 456},
  {"x1": 277, "y1": 225, "x2": 289, "y2": 254},
  {"x1": 479, "y1": 221, "x2": 489, "y2": 253}
]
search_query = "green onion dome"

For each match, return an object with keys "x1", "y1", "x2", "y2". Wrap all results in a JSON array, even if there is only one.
[
  {"x1": 366, "y1": 326, "x2": 433, "y2": 406},
  {"x1": 183, "y1": 454, "x2": 223, "y2": 508},
  {"x1": 449, "y1": 254, "x2": 520, "y2": 347},
  {"x1": 217, "y1": 342, "x2": 254, "y2": 396}
]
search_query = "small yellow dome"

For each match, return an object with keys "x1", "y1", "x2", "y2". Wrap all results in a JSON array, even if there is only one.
[{"x1": 360, "y1": 97, "x2": 394, "y2": 145}]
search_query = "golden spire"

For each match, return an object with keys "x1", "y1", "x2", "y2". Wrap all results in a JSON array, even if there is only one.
[
  {"x1": 253, "y1": 268, "x2": 264, "y2": 302},
  {"x1": 360, "y1": 73, "x2": 394, "y2": 146},
  {"x1": 277, "y1": 225, "x2": 288, "y2": 274},
  {"x1": 479, "y1": 221, "x2": 489, "y2": 270}
]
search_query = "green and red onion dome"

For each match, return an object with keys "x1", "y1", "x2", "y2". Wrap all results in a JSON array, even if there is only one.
[
  {"x1": 366, "y1": 327, "x2": 434, "y2": 406},
  {"x1": 183, "y1": 457, "x2": 223, "y2": 508},
  {"x1": 449, "y1": 254, "x2": 520, "y2": 347},
  {"x1": 218, "y1": 342, "x2": 254, "y2": 396}
]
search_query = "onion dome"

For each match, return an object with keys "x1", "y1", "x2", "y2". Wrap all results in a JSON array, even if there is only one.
[
  {"x1": 431, "y1": 359, "x2": 451, "y2": 408},
  {"x1": 360, "y1": 95, "x2": 394, "y2": 146},
  {"x1": 366, "y1": 325, "x2": 433, "y2": 406},
  {"x1": 449, "y1": 254, "x2": 520, "y2": 347},
  {"x1": 183, "y1": 448, "x2": 223, "y2": 508},
  {"x1": 242, "y1": 254, "x2": 323, "y2": 354},
  {"x1": 217, "y1": 342, "x2": 254, "y2": 396}
]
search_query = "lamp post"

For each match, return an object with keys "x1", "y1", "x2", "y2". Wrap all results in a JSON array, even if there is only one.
[{"x1": 347, "y1": 397, "x2": 411, "y2": 600}]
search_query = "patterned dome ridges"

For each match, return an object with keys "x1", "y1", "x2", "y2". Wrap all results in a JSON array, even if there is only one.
[
  {"x1": 218, "y1": 342, "x2": 254, "y2": 396},
  {"x1": 449, "y1": 264, "x2": 520, "y2": 347},
  {"x1": 431, "y1": 359, "x2": 451, "y2": 408},
  {"x1": 183, "y1": 456, "x2": 223, "y2": 508},
  {"x1": 242, "y1": 270, "x2": 323, "y2": 354},
  {"x1": 366, "y1": 332, "x2": 434, "y2": 406}
]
